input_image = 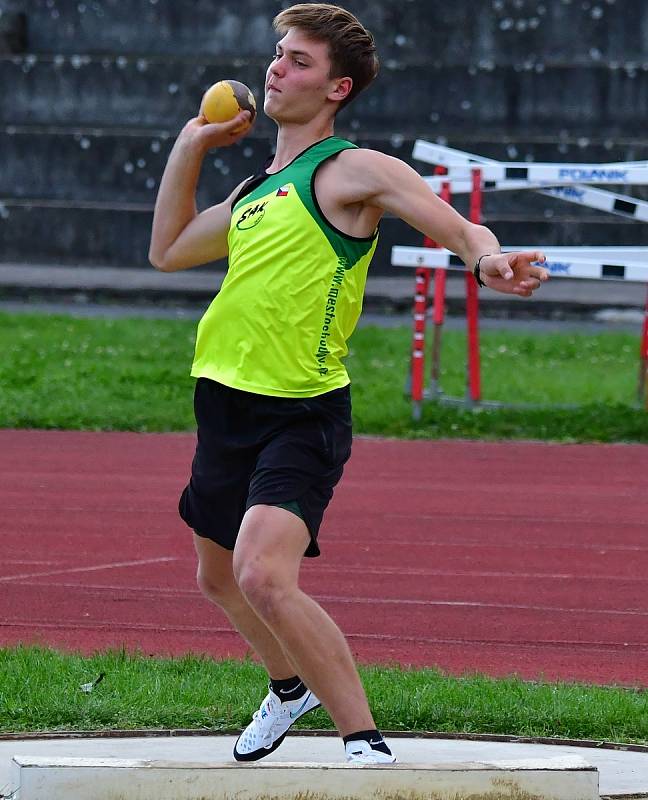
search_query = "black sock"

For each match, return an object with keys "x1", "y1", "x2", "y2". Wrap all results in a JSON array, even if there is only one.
[
  {"x1": 343, "y1": 729, "x2": 392, "y2": 756},
  {"x1": 269, "y1": 675, "x2": 307, "y2": 702}
]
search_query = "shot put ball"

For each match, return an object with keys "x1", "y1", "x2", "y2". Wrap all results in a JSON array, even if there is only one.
[{"x1": 201, "y1": 80, "x2": 256, "y2": 132}]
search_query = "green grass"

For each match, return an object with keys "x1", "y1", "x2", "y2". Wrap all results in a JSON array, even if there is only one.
[
  {"x1": 348, "y1": 325, "x2": 647, "y2": 441},
  {"x1": 0, "y1": 313, "x2": 196, "y2": 431},
  {"x1": 0, "y1": 312, "x2": 646, "y2": 440},
  {"x1": 1, "y1": 646, "x2": 646, "y2": 742},
  {"x1": 1, "y1": 314, "x2": 646, "y2": 740}
]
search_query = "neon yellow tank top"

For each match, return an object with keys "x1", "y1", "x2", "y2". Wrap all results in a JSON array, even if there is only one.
[{"x1": 190, "y1": 137, "x2": 379, "y2": 397}]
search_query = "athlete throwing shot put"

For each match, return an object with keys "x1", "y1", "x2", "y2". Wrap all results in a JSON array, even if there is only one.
[{"x1": 149, "y1": 3, "x2": 548, "y2": 764}]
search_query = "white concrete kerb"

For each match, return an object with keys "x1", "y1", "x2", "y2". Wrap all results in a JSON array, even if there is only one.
[{"x1": 10, "y1": 754, "x2": 598, "y2": 800}]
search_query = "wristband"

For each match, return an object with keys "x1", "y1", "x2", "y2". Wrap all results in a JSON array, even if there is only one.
[{"x1": 473, "y1": 254, "x2": 490, "y2": 287}]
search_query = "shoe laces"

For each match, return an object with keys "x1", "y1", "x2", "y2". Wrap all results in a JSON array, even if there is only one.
[{"x1": 251, "y1": 694, "x2": 285, "y2": 740}]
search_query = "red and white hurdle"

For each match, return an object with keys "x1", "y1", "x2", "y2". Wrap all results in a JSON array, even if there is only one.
[{"x1": 393, "y1": 141, "x2": 648, "y2": 419}]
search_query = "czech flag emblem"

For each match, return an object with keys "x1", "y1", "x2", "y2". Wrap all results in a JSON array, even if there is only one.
[{"x1": 276, "y1": 185, "x2": 290, "y2": 197}]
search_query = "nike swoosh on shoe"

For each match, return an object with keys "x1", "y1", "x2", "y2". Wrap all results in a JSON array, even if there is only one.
[{"x1": 289, "y1": 692, "x2": 313, "y2": 719}]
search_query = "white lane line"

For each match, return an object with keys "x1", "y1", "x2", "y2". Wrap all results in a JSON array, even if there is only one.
[
  {"x1": 0, "y1": 557, "x2": 177, "y2": 583},
  {"x1": 310, "y1": 565, "x2": 648, "y2": 582},
  {"x1": 0, "y1": 620, "x2": 235, "y2": 634},
  {"x1": 313, "y1": 596, "x2": 648, "y2": 617},
  {"x1": 343, "y1": 631, "x2": 648, "y2": 651},
  {"x1": 5, "y1": 581, "x2": 201, "y2": 597},
  {"x1": 1, "y1": 619, "x2": 644, "y2": 652},
  {"x1": 384, "y1": 512, "x2": 648, "y2": 525},
  {"x1": 4, "y1": 581, "x2": 648, "y2": 618},
  {"x1": 329, "y1": 538, "x2": 648, "y2": 554},
  {"x1": 1, "y1": 507, "x2": 177, "y2": 519}
]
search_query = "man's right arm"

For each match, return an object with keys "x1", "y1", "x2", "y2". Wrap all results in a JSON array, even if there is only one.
[{"x1": 148, "y1": 111, "x2": 252, "y2": 272}]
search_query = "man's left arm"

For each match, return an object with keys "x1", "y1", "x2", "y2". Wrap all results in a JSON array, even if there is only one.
[{"x1": 343, "y1": 149, "x2": 549, "y2": 296}]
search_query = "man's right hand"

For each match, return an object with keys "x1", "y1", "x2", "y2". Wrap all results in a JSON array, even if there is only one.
[{"x1": 180, "y1": 111, "x2": 253, "y2": 151}]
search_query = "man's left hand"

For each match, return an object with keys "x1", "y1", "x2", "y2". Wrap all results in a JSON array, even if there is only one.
[{"x1": 480, "y1": 251, "x2": 549, "y2": 297}]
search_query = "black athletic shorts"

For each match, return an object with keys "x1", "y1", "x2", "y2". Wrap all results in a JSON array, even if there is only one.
[{"x1": 178, "y1": 378, "x2": 353, "y2": 557}]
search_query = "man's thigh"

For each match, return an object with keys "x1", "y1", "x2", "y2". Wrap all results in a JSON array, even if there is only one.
[
  {"x1": 247, "y1": 387, "x2": 353, "y2": 557},
  {"x1": 179, "y1": 379, "x2": 258, "y2": 550}
]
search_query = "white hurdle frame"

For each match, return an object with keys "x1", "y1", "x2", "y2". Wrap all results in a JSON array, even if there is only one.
[
  {"x1": 430, "y1": 162, "x2": 648, "y2": 185},
  {"x1": 398, "y1": 142, "x2": 648, "y2": 415},
  {"x1": 414, "y1": 140, "x2": 648, "y2": 222},
  {"x1": 392, "y1": 246, "x2": 648, "y2": 282},
  {"x1": 393, "y1": 242, "x2": 648, "y2": 412}
]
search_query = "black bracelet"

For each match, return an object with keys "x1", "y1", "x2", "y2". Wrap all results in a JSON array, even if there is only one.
[{"x1": 473, "y1": 254, "x2": 490, "y2": 287}]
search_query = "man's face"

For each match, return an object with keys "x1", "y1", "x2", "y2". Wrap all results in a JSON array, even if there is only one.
[{"x1": 264, "y1": 28, "x2": 344, "y2": 123}]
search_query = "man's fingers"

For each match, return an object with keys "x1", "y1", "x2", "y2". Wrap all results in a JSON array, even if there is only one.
[
  {"x1": 520, "y1": 278, "x2": 543, "y2": 291},
  {"x1": 230, "y1": 110, "x2": 252, "y2": 127},
  {"x1": 509, "y1": 250, "x2": 546, "y2": 267},
  {"x1": 197, "y1": 110, "x2": 251, "y2": 129},
  {"x1": 497, "y1": 254, "x2": 514, "y2": 280},
  {"x1": 530, "y1": 252, "x2": 549, "y2": 282},
  {"x1": 505, "y1": 251, "x2": 550, "y2": 283},
  {"x1": 500, "y1": 250, "x2": 539, "y2": 280},
  {"x1": 488, "y1": 251, "x2": 550, "y2": 286}
]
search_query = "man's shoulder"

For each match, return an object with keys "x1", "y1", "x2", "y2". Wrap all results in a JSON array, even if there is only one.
[
  {"x1": 318, "y1": 144, "x2": 412, "y2": 205},
  {"x1": 328, "y1": 146, "x2": 399, "y2": 179},
  {"x1": 335, "y1": 146, "x2": 386, "y2": 165}
]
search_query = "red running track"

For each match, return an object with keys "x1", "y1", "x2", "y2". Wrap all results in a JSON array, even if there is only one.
[{"x1": 1, "y1": 429, "x2": 648, "y2": 686}]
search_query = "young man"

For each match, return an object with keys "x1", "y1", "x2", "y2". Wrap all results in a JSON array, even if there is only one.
[{"x1": 149, "y1": 3, "x2": 548, "y2": 764}]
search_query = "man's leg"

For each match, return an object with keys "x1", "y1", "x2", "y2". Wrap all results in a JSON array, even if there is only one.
[
  {"x1": 232, "y1": 504, "x2": 376, "y2": 738},
  {"x1": 193, "y1": 534, "x2": 296, "y2": 678},
  {"x1": 195, "y1": 531, "x2": 324, "y2": 762}
]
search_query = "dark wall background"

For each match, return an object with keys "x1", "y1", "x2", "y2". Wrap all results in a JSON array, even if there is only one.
[{"x1": 1, "y1": 0, "x2": 647, "y2": 271}]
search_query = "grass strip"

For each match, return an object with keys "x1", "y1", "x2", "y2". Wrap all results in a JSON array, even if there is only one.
[
  {"x1": 0, "y1": 646, "x2": 646, "y2": 744},
  {"x1": 0, "y1": 312, "x2": 646, "y2": 441}
]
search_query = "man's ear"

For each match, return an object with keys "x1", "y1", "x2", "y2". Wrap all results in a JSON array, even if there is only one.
[{"x1": 329, "y1": 76, "x2": 353, "y2": 103}]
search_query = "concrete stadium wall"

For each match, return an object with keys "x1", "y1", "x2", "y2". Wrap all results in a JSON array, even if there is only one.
[
  {"x1": 1, "y1": 0, "x2": 647, "y2": 271},
  {"x1": 3, "y1": 0, "x2": 648, "y2": 62}
]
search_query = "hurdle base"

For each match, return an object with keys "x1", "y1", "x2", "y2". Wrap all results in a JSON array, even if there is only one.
[
  {"x1": 10, "y1": 755, "x2": 599, "y2": 800},
  {"x1": 422, "y1": 392, "x2": 582, "y2": 411}
]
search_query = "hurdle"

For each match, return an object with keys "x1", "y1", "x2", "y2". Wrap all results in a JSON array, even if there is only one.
[
  {"x1": 393, "y1": 243, "x2": 648, "y2": 416},
  {"x1": 422, "y1": 177, "x2": 648, "y2": 223},
  {"x1": 428, "y1": 162, "x2": 648, "y2": 185},
  {"x1": 393, "y1": 246, "x2": 648, "y2": 279},
  {"x1": 410, "y1": 166, "x2": 453, "y2": 402},
  {"x1": 396, "y1": 142, "x2": 648, "y2": 419},
  {"x1": 640, "y1": 287, "x2": 648, "y2": 406},
  {"x1": 414, "y1": 139, "x2": 648, "y2": 223},
  {"x1": 410, "y1": 167, "x2": 485, "y2": 411}
]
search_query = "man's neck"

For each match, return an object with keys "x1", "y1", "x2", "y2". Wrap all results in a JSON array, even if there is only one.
[{"x1": 267, "y1": 120, "x2": 335, "y2": 173}]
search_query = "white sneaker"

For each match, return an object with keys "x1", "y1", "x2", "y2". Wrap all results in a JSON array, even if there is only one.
[
  {"x1": 345, "y1": 739, "x2": 396, "y2": 764},
  {"x1": 233, "y1": 688, "x2": 321, "y2": 761}
]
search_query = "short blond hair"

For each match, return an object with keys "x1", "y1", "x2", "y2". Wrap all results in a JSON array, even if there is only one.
[{"x1": 273, "y1": 3, "x2": 379, "y2": 110}]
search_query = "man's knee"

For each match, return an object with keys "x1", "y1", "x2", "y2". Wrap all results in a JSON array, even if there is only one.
[
  {"x1": 234, "y1": 560, "x2": 289, "y2": 623},
  {"x1": 196, "y1": 562, "x2": 239, "y2": 607},
  {"x1": 232, "y1": 505, "x2": 303, "y2": 619}
]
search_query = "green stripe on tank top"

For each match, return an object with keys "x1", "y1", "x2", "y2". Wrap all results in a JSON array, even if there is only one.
[{"x1": 233, "y1": 137, "x2": 377, "y2": 267}]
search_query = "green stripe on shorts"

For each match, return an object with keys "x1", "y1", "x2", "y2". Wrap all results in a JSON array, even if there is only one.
[{"x1": 274, "y1": 500, "x2": 304, "y2": 522}]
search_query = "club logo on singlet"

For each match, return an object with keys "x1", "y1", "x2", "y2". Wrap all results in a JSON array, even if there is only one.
[{"x1": 236, "y1": 201, "x2": 268, "y2": 230}]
